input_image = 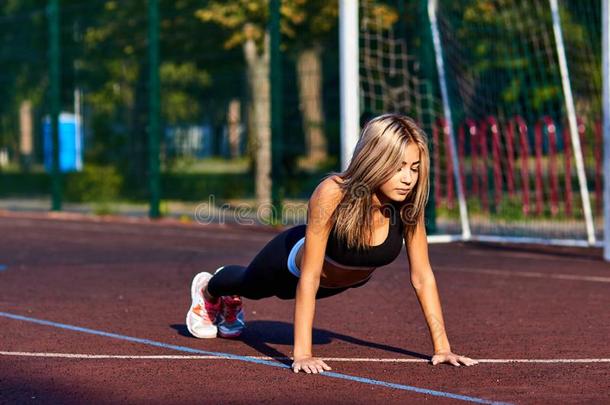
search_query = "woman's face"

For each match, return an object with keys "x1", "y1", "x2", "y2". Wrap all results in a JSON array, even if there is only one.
[{"x1": 377, "y1": 143, "x2": 420, "y2": 203}]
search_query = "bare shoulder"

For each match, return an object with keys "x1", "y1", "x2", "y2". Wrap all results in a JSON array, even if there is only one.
[
  {"x1": 310, "y1": 175, "x2": 344, "y2": 206},
  {"x1": 307, "y1": 175, "x2": 345, "y2": 225}
]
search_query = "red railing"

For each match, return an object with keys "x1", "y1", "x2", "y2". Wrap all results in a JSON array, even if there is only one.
[
  {"x1": 594, "y1": 120, "x2": 603, "y2": 215},
  {"x1": 432, "y1": 115, "x2": 602, "y2": 218},
  {"x1": 508, "y1": 116, "x2": 530, "y2": 215},
  {"x1": 562, "y1": 121, "x2": 575, "y2": 216},
  {"x1": 478, "y1": 117, "x2": 504, "y2": 209},
  {"x1": 534, "y1": 117, "x2": 559, "y2": 215}
]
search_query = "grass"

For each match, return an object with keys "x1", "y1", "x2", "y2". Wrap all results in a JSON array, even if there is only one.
[
  {"x1": 434, "y1": 194, "x2": 602, "y2": 222},
  {"x1": 162, "y1": 156, "x2": 250, "y2": 174}
]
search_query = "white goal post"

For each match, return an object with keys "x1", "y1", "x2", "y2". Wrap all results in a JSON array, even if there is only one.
[{"x1": 602, "y1": 0, "x2": 610, "y2": 262}]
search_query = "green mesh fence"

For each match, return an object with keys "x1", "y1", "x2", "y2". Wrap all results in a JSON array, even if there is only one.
[
  {"x1": 0, "y1": 0, "x2": 342, "y2": 223},
  {"x1": 0, "y1": 1, "x2": 604, "y2": 238}
]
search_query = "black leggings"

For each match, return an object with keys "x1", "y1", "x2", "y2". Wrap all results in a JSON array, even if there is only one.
[{"x1": 207, "y1": 224, "x2": 370, "y2": 300}]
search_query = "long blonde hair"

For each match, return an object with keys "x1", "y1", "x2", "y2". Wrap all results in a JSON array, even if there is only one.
[{"x1": 325, "y1": 114, "x2": 430, "y2": 250}]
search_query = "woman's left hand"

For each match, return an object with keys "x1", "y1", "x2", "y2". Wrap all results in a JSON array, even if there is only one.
[{"x1": 431, "y1": 351, "x2": 479, "y2": 367}]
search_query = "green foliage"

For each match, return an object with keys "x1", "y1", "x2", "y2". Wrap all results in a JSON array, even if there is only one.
[
  {"x1": 161, "y1": 62, "x2": 212, "y2": 124},
  {"x1": 0, "y1": 172, "x2": 50, "y2": 197},
  {"x1": 195, "y1": 0, "x2": 396, "y2": 50},
  {"x1": 494, "y1": 196, "x2": 528, "y2": 220},
  {"x1": 0, "y1": 0, "x2": 603, "y2": 226},
  {"x1": 161, "y1": 173, "x2": 253, "y2": 201},
  {"x1": 64, "y1": 164, "x2": 123, "y2": 210},
  {"x1": 163, "y1": 156, "x2": 250, "y2": 174},
  {"x1": 447, "y1": 0, "x2": 598, "y2": 122},
  {"x1": 0, "y1": 1, "x2": 47, "y2": 153},
  {"x1": 437, "y1": 194, "x2": 587, "y2": 222}
]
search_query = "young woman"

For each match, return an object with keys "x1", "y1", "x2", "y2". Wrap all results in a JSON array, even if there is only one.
[{"x1": 185, "y1": 114, "x2": 479, "y2": 373}]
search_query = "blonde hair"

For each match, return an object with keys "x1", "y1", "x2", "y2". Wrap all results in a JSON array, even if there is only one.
[{"x1": 325, "y1": 114, "x2": 430, "y2": 250}]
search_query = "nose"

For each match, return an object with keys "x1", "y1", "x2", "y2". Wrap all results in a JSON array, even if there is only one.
[{"x1": 401, "y1": 171, "x2": 413, "y2": 186}]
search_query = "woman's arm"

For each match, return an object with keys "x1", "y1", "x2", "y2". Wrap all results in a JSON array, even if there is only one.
[
  {"x1": 292, "y1": 177, "x2": 342, "y2": 374},
  {"x1": 406, "y1": 219, "x2": 479, "y2": 367}
]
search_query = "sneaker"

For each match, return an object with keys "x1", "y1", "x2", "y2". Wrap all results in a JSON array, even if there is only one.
[
  {"x1": 218, "y1": 295, "x2": 245, "y2": 338},
  {"x1": 186, "y1": 272, "x2": 221, "y2": 338}
]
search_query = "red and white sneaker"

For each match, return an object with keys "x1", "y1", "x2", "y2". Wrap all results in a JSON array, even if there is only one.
[
  {"x1": 186, "y1": 272, "x2": 221, "y2": 338},
  {"x1": 218, "y1": 295, "x2": 245, "y2": 338}
]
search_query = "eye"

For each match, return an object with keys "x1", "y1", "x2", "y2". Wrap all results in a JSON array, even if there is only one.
[{"x1": 411, "y1": 166, "x2": 420, "y2": 173}]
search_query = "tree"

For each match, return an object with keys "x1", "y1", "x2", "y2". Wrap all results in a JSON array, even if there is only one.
[
  {"x1": 445, "y1": 0, "x2": 598, "y2": 124},
  {"x1": 196, "y1": 1, "x2": 298, "y2": 206},
  {"x1": 73, "y1": 0, "x2": 233, "y2": 185},
  {"x1": 287, "y1": 0, "x2": 338, "y2": 170},
  {"x1": 0, "y1": 1, "x2": 47, "y2": 170}
]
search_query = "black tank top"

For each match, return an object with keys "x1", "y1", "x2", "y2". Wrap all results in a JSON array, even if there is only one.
[{"x1": 325, "y1": 203, "x2": 404, "y2": 268}]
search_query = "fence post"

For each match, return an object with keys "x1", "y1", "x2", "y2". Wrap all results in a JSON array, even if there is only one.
[
  {"x1": 48, "y1": 0, "x2": 62, "y2": 211},
  {"x1": 148, "y1": 0, "x2": 161, "y2": 218},
  {"x1": 270, "y1": 0, "x2": 283, "y2": 225}
]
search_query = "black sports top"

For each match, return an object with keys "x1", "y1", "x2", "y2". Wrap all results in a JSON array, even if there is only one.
[{"x1": 325, "y1": 204, "x2": 404, "y2": 268}]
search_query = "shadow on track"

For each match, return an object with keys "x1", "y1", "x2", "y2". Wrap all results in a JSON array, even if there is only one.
[{"x1": 171, "y1": 321, "x2": 429, "y2": 366}]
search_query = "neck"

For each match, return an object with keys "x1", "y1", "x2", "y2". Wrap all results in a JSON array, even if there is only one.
[{"x1": 372, "y1": 191, "x2": 394, "y2": 218}]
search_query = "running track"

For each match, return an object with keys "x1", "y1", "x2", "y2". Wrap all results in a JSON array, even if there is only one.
[{"x1": 1, "y1": 211, "x2": 609, "y2": 404}]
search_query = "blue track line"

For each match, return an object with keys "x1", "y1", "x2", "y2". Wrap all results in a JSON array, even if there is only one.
[
  {"x1": 0, "y1": 311, "x2": 510, "y2": 404},
  {"x1": 0, "y1": 265, "x2": 7, "y2": 272}
]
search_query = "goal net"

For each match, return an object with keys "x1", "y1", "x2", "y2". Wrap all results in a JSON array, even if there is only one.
[{"x1": 360, "y1": 0, "x2": 604, "y2": 245}]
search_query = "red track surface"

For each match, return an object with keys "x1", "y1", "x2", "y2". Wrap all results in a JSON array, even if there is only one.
[{"x1": 1, "y1": 212, "x2": 609, "y2": 404}]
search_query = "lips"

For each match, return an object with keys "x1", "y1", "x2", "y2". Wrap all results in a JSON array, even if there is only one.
[{"x1": 396, "y1": 188, "x2": 410, "y2": 193}]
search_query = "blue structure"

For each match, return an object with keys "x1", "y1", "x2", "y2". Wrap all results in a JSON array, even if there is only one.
[{"x1": 43, "y1": 113, "x2": 83, "y2": 172}]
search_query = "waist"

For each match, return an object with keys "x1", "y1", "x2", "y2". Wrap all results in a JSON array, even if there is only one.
[
  {"x1": 323, "y1": 254, "x2": 376, "y2": 271},
  {"x1": 320, "y1": 257, "x2": 376, "y2": 288},
  {"x1": 288, "y1": 238, "x2": 376, "y2": 288}
]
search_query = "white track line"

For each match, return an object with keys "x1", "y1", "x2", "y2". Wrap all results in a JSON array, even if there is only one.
[
  {"x1": 435, "y1": 266, "x2": 610, "y2": 283},
  {"x1": 2, "y1": 351, "x2": 609, "y2": 363}
]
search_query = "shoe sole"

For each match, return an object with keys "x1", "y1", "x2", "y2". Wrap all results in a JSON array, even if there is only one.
[
  {"x1": 185, "y1": 272, "x2": 217, "y2": 339},
  {"x1": 218, "y1": 330, "x2": 243, "y2": 338}
]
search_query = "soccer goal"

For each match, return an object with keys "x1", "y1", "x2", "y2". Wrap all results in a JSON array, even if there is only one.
[{"x1": 350, "y1": 0, "x2": 608, "y2": 253}]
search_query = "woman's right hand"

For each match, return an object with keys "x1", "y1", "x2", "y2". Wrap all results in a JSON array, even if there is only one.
[{"x1": 292, "y1": 356, "x2": 332, "y2": 374}]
